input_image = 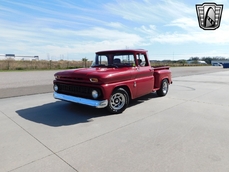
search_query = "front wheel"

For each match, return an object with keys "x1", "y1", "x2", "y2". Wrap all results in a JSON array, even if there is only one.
[
  {"x1": 107, "y1": 88, "x2": 129, "y2": 114},
  {"x1": 156, "y1": 79, "x2": 169, "y2": 97}
]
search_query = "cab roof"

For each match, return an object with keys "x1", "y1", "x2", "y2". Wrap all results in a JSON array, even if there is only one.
[{"x1": 96, "y1": 49, "x2": 147, "y2": 54}]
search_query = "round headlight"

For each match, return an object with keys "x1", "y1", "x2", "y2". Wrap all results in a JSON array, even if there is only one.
[
  {"x1": 55, "y1": 75, "x2": 60, "y2": 79},
  {"x1": 53, "y1": 85, "x2": 58, "y2": 92},
  {"x1": 92, "y1": 90, "x2": 98, "y2": 99}
]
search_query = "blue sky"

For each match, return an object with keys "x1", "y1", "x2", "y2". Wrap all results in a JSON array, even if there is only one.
[{"x1": 0, "y1": 0, "x2": 229, "y2": 61}]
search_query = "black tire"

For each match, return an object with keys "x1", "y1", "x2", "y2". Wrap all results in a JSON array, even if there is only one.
[
  {"x1": 107, "y1": 88, "x2": 129, "y2": 114},
  {"x1": 156, "y1": 79, "x2": 169, "y2": 97}
]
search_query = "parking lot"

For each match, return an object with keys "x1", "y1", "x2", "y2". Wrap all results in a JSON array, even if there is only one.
[{"x1": 1, "y1": 66, "x2": 229, "y2": 172}]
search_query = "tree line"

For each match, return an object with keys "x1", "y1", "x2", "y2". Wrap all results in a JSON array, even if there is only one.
[{"x1": 187, "y1": 56, "x2": 229, "y2": 64}]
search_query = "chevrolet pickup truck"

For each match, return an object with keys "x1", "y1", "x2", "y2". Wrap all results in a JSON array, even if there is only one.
[{"x1": 53, "y1": 49, "x2": 172, "y2": 113}]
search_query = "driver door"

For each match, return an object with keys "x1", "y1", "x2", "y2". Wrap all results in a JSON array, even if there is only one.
[{"x1": 135, "y1": 53, "x2": 154, "y2": 97}]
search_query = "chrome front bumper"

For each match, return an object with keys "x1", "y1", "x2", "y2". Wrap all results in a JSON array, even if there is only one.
[{"x1": 53, "y1": 92, "x2": 108, "y2": 108}]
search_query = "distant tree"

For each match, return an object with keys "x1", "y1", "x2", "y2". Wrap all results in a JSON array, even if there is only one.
[
  {"x1": 82, "y1": 57, "x2": 88, "y2": 68},
  {"x1": 188, "y1": 56, "x2": 229, "y2": 65},
  {"x1": 189, "y1": 57, "x2": 200, "y2": 61},
  {"x1": 162, "y1": 60, "x2": 171, "y2": 63},
  {"x1": 189, "y1": 57, "x2": 201, "y2": 64},
  {"x1": 177, "y1": 59, "x2": 187, "y2": 65},
  {"x1": 213, "y1": 56, "x2": 226, "y2": 60},
  {"x1": 201, "y1": 57, "x2": 212, "y2": 64}
]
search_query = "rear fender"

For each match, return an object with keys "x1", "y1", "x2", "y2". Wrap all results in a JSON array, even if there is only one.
[{"x1": 154, "y1": 70, "x2": 171, "y2": 88}]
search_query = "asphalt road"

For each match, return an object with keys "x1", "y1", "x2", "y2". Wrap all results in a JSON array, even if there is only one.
[
  {"x1": 1, "y1": 66, "x2": 229, "y2": 172},
  {"x1": 0, "y1": 66, "x2": 226, "y2": 98}
]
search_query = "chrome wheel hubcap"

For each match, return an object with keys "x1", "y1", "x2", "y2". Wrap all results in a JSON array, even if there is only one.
[
  {"x1": 162, "y1": 81, "x2": 168, "y2": 94},
  {"x1": 110, "y1": 93, "x2": 125, "y2": 110}
]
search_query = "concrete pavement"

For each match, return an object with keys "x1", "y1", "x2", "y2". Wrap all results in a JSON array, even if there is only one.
[{"x1": 0, "y1": 69, "x2": 229, "y2": 172}]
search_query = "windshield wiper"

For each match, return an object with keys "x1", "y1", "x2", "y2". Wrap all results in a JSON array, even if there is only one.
[
  {"x1": 92, "y1": 64, "x2": 119, "y2": 68},
  {"x1": 91, "y1": 64, "x2": 106, "y2": 67},
  {"x1": 107, "y1": 64, "x2": 119, "y2": 68}
]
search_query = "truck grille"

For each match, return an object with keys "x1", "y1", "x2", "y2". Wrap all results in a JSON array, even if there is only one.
[{"x1": 57, "y1": 84, "x2": 101, "y2": 99}]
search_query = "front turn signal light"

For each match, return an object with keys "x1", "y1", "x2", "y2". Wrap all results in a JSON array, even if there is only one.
[{"x1": 90, "y1": 78, "x2": 98, "y2": 82}]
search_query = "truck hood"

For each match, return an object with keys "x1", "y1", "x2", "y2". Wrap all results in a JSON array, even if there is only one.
[{"x1": 54, "y1": 67, "x2": 133, "y2": 84}]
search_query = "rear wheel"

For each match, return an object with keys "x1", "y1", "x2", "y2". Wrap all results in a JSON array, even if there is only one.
[
  {"x1": 156, "y1": 79, "x2": 169, "y2": 96},
  {"x1": 107, "y1": 88, "x2": 129, "y2": 114}
]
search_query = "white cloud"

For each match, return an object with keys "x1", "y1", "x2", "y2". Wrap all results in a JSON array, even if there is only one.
[
  {"x1": 104, "y1": 1, "x2": 161, "y2": 22},
  {"x1": 167, "y1": 17, "x2": 198, "y2": 31},
  {"x1": 107, "y1": 22, "x2": 124, "y2": 28},
  {"x1": 136, "y1": 25, "x2": 157, "y2": 34},
  {"x1": 150, "y1": 26, "x2": 229, "y2": 44},
  {"x1": 221, "y1": 9, "x2": 229, "y2": 24},
  {"x1": 105, "y1": 0, "x2": 193, "y2": 23}
]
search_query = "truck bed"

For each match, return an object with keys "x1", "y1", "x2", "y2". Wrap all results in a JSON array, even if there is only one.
[{"x1": 152, "y1": 66, "x2": 170, "y2": 70}]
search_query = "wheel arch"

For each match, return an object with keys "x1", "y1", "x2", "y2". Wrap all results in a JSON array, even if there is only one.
[
  {"x1": 113, "y1": 85, "x2": 132, "y2": 100},
  {"x1": 162, "y1": 77, "x2": 169, "y2": 84}
]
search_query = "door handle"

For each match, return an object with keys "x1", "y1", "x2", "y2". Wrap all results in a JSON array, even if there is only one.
[{"x1": 135, "y1": 67, "x2": 140, "y2": 71}]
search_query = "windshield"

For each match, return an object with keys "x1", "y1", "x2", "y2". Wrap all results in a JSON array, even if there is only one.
[{"x1": 91, "y1": 53, "x2": 136, "y2": 68}]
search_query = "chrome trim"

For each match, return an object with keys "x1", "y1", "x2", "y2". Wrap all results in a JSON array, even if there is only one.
[{"x1": 53, "y1": 92, "x2": 108, "y2": 108}]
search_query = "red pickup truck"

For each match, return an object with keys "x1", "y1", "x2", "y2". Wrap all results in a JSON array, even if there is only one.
[{"x1": 53, "y1": 49, "x2": 172, "y2": 113}]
